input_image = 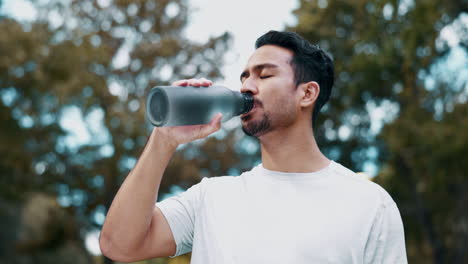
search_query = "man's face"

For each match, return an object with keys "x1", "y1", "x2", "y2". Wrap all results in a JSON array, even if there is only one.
[{"x1": 240, "y1": 45, "x2": 299, "y2": 138}]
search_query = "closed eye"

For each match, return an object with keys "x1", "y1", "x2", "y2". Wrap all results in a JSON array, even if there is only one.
[{"x1": 260, "y1": 75, "x2": 273, "y2": 79}]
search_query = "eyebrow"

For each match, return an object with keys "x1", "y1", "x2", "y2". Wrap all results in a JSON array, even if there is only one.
[{"x1": 240, "y1": 63, "x2": 279, "y2": 82}]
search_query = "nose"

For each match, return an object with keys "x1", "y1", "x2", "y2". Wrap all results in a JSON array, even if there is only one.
[{"x1": 240, "y1": 77, "x2": 258, "y2": 95}]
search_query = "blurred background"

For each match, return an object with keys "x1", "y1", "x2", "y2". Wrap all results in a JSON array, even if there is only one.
[{"x1": 0, "y1": 0, "x2": 467, "y2": 263}]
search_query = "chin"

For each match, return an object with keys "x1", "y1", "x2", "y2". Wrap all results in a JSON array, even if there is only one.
[{"x1": 241, "y1": 112, "x2": 271, "y2": 138}]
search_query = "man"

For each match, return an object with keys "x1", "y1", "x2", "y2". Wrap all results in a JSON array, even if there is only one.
[{"x1": 100, "y1": 31, "x2": 407, "y2": 263}]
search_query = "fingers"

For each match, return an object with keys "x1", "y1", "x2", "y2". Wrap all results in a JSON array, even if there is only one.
[
  {"x1": 197, "y1": 78, "x2": 213, "y2": 87},
  {"x1": 171, "y1": 80, "x2": 189, "y2": 86},
  {"x1": 171, "y1": 78, "x2": 213, "y2": 87}
]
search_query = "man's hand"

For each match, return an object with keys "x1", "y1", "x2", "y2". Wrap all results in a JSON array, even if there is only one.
[{"x1": 153, "y1": 78, "x2": 223, "y2": 148}]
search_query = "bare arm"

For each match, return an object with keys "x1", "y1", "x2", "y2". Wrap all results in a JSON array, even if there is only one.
[{"x1": 99, "y1": 78, "x2": 221, "y2": 262}]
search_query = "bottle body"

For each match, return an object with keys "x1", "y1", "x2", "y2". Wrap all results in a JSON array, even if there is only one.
[{"x1": 146, "y1": 85, "x2": 253, "y2": 127}]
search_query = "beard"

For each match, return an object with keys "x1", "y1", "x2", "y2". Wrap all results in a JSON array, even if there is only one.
[{"x1": 241, "y1": 112, "x2": 272, "y2": 138}]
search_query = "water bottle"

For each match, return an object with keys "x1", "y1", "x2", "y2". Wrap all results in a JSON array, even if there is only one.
[{"x1": 146, "y1": 85, "x2": 254, "y2": 127}]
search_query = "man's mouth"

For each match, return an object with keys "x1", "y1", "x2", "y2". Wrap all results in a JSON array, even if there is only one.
[{"x1": 241, "y1": 101, "x2": 259, "y2": 120}]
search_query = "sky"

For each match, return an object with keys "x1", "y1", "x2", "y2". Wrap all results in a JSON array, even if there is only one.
[{"x1": 1, "y1": 0, "x2": 299, "y2": 256}]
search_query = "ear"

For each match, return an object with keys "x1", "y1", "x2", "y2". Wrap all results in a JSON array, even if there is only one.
[{"x1": 298, "y1": 81, "x2": 320, "y2": 108}]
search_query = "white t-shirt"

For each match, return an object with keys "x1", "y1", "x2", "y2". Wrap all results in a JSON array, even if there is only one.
[{"x1": 157, "y1": 161, "x2": 407, "y2": 264}]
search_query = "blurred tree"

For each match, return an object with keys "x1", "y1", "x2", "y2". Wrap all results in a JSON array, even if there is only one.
[
  {"x1": 0, "y1": 0, "x2": 236, "y2": 263},
  {"x1": 9, "y1": 193, "x2": 92, "y2": 264},
  {"x1": 289, "y1": 0, "x2": 467, "y2": 263}
]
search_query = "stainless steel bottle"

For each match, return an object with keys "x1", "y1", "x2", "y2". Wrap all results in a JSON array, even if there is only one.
[{"x1": 146, "y1": 85, "x2": 254, "y2": 127}]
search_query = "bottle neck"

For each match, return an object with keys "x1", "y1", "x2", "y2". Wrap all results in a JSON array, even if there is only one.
[
  {"x1": 241, "y1": 93, "x2": 254, "y2": 114},
  {"x1": 232, "y1": 91, "x2": 253, "y2": 116}
]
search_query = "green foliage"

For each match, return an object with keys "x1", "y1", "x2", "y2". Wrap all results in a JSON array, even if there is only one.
[{"x1": 289, "y1": 0, "x2": 467, "y2": 263}]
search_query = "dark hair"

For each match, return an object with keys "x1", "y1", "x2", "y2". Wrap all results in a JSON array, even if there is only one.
[{"x1": 255, "y1": 30, "x2": 334, "y2": 128}]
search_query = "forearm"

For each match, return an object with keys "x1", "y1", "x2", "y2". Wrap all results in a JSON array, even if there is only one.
[{"x1": 100, "y1": 128, "x2": 177, "y2": 252}]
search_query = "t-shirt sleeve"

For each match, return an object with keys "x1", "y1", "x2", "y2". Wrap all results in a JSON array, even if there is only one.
[
  {"x1": 156, "y1": 178, "x2": 206, "y2": 257},
  {"x1": 364, "y1": 199, "x2": 408, "y2": 264}
]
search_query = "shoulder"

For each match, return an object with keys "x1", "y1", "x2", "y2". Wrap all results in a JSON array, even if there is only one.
[
  {"x1": 193, "y1": 169, "x2": 260, "y2": 199},
  {"x1": 199, "y1": 174, "x2": 243, "y2": 185},
  {"x1": 329, "y1": 161, "x2": 396, "y2": 207},
  {"x1": 195, "y1": 174, "x2": 245, "y2": 192},
  {"x1": 199, "y1": 167, "x2": 256, "y2": 186}
]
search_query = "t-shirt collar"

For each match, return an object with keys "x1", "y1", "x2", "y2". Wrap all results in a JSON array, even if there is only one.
[{"x1": 253, "y1": 160, "x2": 335, "y2": 181}]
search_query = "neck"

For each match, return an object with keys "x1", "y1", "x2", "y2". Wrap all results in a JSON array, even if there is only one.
[{"x1": 258, "y1": 121, "x2": 330, "y2": 173}]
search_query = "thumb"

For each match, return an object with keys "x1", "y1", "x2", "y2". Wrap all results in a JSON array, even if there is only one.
[{"x1": 197, "y1": 113, "x2": 223, "y2": 138}]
